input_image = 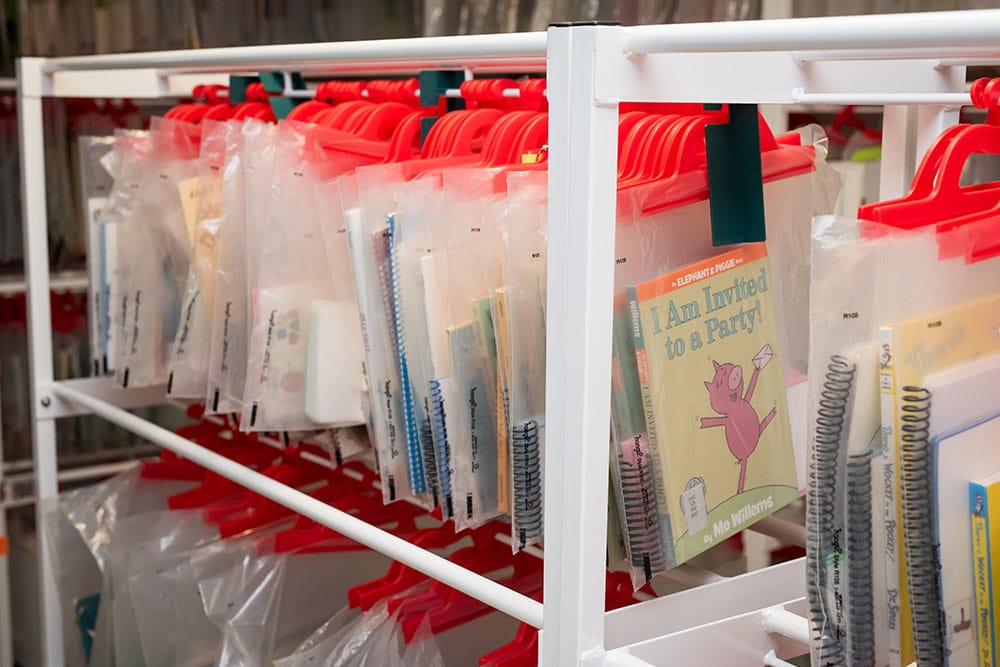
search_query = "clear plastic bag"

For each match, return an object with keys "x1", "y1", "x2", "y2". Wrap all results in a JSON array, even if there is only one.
[
  {"x1": 609, "y1": 132, "x2": 839, "y2": 587},
  {"x1": 167, "y1": 119, "x2": 227, "y2": 398},
  {"x1": 77, "y1": 134, "x2": 117, "y2": 377},
  {"x1": 805, "y1": 215, "x2": 1000, "y2": 667},
  {"x1": 499, "y1": 170, "x2": 548, "y2": 550},
  {"x1": 98, "y1": 130, "x2": 150, "y2": 381},
  {"x1": 391, "y1": 175, "x2": 449, "y2": 513},
  {"x1": 127, "y1": 520, "x2": 288, "y2": 667},
  {"x1": 439, "y1": 167, "x2": 506, "y2": 531},
  {"x1": 206, "y1": 119, "x2": 274, "y2": 415},
  {"x1": 113, "y1": 118, "x2": 200, "y2": 388},
  {"x1": 41, "y1": 468, "x2": 197, "y2": 666},
  {"x1": 272, "y1": 583, "x2": 445, "y2": 667},
  {"x1": 241, "y1": 123, "x2": 378, "y2": 432},
  {"x1": 107, "y1": 509, "x2": 218, "y2": 666},
  {"x1": 309, "y1": 181, "x2": 368, "y2": 429},
  {"x1": 201, "y1": 546, "x2": 392, "y2": 666},
  {"x1": 343, "y1": 165, "x2": 426, "y2": 505}
]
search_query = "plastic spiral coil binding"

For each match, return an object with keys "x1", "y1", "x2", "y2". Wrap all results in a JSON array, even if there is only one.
[
  {"x1": 807, "y1": 354, "x2": 854, "y2": 666},
  {"x1": 512, "y1": 418, "x2": 542, "y2": 549},
  {"x1": 899, "y1": 385, "x2": 946, "y2": 667},
  {"x1": 429, "y1": 377, "x2": 454, "y2": 518},
  {"x1": 846, "y1": 449, "x2": 875, "y2": 667},
  {"x1": 617, "y1": 443, "x2": 666, "y2": 582},
  {"x1": 420, "y1": 415, "x2": 439, "y2": 507},
  {"x1": 387, "y1": 215, "x2": 428, "y2": 495}
]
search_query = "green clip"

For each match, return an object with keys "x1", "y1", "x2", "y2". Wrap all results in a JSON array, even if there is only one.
[
  {"x1": 259, "y1": 71, "x2": 307, "y2": 120},
  {"x1": 227, "y1": 75, "x2": 258, "y2": 104},
  {"x1": 418, "y1": 70, "x2": 467, "y2": 144},
  {"x1": 704, "y1": 103, "x2": 767, "y2": 246}
]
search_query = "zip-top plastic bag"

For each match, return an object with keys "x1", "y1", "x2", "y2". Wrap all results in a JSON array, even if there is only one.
[
  {"x1": 41, "y1": 468, "x2": 198, "y2": 666},
  {"x1": 311, "y1": 181, "x2": 369, "y2": 432},
  {"x1": 805, "y1": 215, "x2": 1000, "y2": 667},
  {"x1": 609, "y1": 127, "x2": 839, "y2": 587},
  {"x1": 438, "y1": 167, "x2": 508, "y2": 531},
  {"x1": 113, "y1": 118, "x2": 201, "y2": 388},
  {"x1": 241, "y1": 122, "x2": 380, "y2": 432},
  {"x1": 96, "y1": 130, "x2": 149, "y2": 382},
  {"x1": 200, "y1": 545, "x2": 392, "y2": 666},
  {"x1": 497, "y1": 169, "x2": 548, "y2": 550},
  {"x1": 167, "y1": 119, "x2": 227, "y2": 398},
  {"x1": 206, "y1": 119, "x2": 274, "y2": 415},
  {"x1": 343, "y1": 165, "x2": 428, "y2": 506},
  {"x1": 272, "y1": 585, "x2": 444, "y2": 667},
  {"x1": 78, "y1": 134, "x2": 117, "y2": 377},
  {"x1": 391, "y1": 176, "x2": 452, "y2": 516}
]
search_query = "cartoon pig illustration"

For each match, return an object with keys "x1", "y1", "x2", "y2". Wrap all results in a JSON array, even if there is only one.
[{"x1": 699, "y1": 345, "x2": 777, "y2": 494}]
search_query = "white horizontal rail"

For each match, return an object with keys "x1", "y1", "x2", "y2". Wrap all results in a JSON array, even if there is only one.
[
  {"x1": 622, "y1": 9, "x2": 1000, "y2": 55},
  {"x1": 792, "y1": 91, "x2": 970, "y2": 106},
  {"x1": 40, "y1": 32, "x2": 547, "y2": 73},
  {"x1": 761, "y1": 607, "x2": 810, "y2": 645},
  {"x1": 50, "y1": 380, "x2": 545, "y2": 629},
  {"x1": 0, "y1": 270, "x2": 88, "y2": 296}
]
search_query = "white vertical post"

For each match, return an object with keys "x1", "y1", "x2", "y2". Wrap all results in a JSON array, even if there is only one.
[
  {"x1": 544, "y1": 23, "x2": 621, "y2": 666},
  {"x1": 878, "y1": 105, "x2": 917, "y2": 200},
  {"x1": 17, "y1": 57, "x2": 64, "y2": 666},
  {"x1": 915, "y1": 103, "x2": 961, "y2": 171}
]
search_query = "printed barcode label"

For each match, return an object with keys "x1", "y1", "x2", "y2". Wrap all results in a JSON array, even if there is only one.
[
  {"x1": 249, "y1": 402, "x2": 259, "y2": 427},
  {"x1": 212, "y1": 389, "x2": 220, "y2": 412},
  {"x1": 466, "y1": 493, "x2": 474, "y2": 520},
  {"x1": 681, "y1": 483, "x2": 709, "y2": 534},
  {"x1": 388, "y1": 475, "x2": 397, "y2": 501}
]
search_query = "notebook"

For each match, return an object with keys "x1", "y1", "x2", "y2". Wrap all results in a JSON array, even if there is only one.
[
  {"x1": 879, "y1": 293, "x2": 1000, "y2": 667},
  {"x1": 925, "y1": 353, "x2": 1000, "y2": 667},
  {"x1": 628, "y1": 243, "x2": 798, "y2": 568}
]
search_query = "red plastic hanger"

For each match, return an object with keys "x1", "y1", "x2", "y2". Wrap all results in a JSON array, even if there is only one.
[
  {"x1": 346, "y1": 523, "x2": 503, "y2": 611},
  {"x1": 396, "y1": 549, "x2": 544, "y2": 642}
]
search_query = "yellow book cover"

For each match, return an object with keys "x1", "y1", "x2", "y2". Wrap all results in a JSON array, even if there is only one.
[
  {"x1": 970, "y1": 473, "x2": 1000, "y2": 667},
  {"x1": 628, "y1": 243, "x2": 798, "y2": 566},
  {"x1": 493, "y1": 287, "x2": 511, "y2": 514},
  {"x1": 884, "y1": 291, "x2": 1000, "y2": 666}
]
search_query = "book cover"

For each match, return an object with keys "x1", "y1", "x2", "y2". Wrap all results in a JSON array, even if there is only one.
[
  {"x1": 970, "y1": 473, "x2": 1000, "y2": 667},
  {"x1": 628, "y1": 243, "x2": 798, "y2": 566},
  {"x1": 878, "y1": 324, "x2": 905, "y2": 667},
  {"x1": 883, "y1": 292, "x2": 1000, "y2": 666}
]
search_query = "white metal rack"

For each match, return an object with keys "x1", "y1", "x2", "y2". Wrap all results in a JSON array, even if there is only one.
[{"x1": 16, "y1": 10, "x2": 1000, "y2": 666}]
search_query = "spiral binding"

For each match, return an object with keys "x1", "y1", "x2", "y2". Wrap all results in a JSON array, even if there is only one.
[
  {"x1": 807, "y1": 354, "x2": 854, "y2": 666},
  {"x1": 420, "y1": 415, "x2": 439, "y2": 506},
  {"x1": 387, "y1": 216, "x2": 426, "y2": 495},
  {"x1": 899, "y1": 385, "x2": 946, "y2": 667},
  {"x1": 512, "y1": 418, "x2": 542, "y2": 549},
  {"x1": 846, "y1": 450, "x2": 875, "y2": 667},
  {"x1": 617, "y1": 442, "x2": 666, "y2": 581},
  {"x1": 429, "y1": 377, "x2": 454, "y2": 517}
]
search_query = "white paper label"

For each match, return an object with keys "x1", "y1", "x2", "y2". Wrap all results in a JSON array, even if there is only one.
[{"x1": 682, "y1": 483, "x2": 708, "y2": 534}]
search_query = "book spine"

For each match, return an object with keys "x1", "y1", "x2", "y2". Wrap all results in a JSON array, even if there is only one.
[
  {"x1": 971, "y1": 481, "x2": 996, "y2": 667},
  {"x1": 627, "y1": 285, "x2": 675, "y2": 567},
  {"x1": 877, "y1": 325, "x2": 903, "y2": 667}
]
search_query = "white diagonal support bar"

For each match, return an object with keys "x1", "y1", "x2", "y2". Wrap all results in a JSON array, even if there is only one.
[
  {"x1": 50, "y1": 380, "x2": 544, "y2": 629},
  {"x1": 544, "y1": 23, "x2": 622, "y2": 667}
]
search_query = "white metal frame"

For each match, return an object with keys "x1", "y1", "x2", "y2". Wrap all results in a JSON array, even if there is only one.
[{"x1": 16, "y1": 10, "x2": 1000, "y2": 666}]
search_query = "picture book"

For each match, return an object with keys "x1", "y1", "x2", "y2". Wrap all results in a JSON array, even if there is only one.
[
  {"x1": 970, "y1": 471, "x2": 1000, "y2": 667},
  {"x1": 627, "y1": 243, "x2": 798, "y2": 567},
  {"x1": 879, "y1": 292, "x2": 1000, "y2": 666}
]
